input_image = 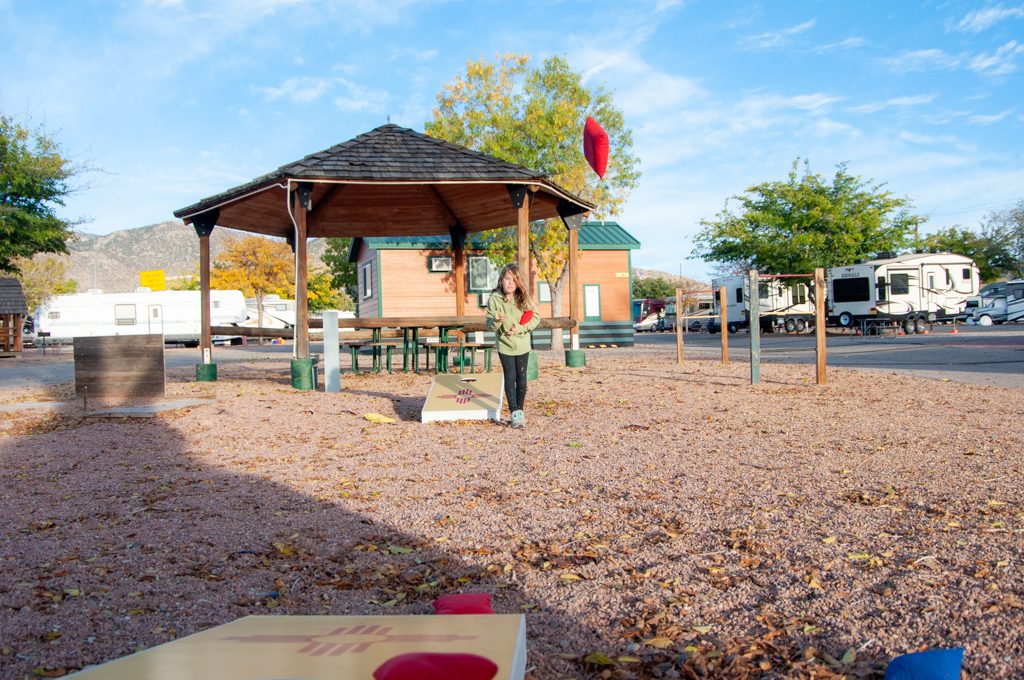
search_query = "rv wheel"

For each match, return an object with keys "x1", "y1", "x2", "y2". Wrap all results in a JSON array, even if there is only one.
[
  {"x1": 795, "y1": 318, "x2": 807, "y2": 333},
  {"x1": 727, "y1": 323, "x2": 739, "y2": 334},
  {"x1": 902, "y1": 318, "x2": 915, "y2": 335},
  {"x1": 838, "y1": 312, "x2": 853, "y2": 327},
  {"x1": 914, "y1": 318, "x2": 927, "y2": 334},
  {"x1": 977, "y1": 314, "x2": 993, "y2": 326},
  {"x1": 784, "y1": 318, "x2": 796, "y2": 333}
]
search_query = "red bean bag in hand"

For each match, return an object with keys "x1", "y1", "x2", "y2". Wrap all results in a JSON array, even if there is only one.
[
  {"x1": 373, "y1": 652, "x2": 498, "y2": 680},
  {"x1": 432, "y1": 592, "x2": 495, "y2": 615},
  {"x1": 583, "y1": 116, "x2": 609, "y2": 179},
  {"x1": 518, "y1": 309, "x2": 534, "y2": 325}
]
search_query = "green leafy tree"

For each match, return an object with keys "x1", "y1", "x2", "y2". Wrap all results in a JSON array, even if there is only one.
[
  {"x1": 322, "y1": 237, "x2": 357, "y2": 301},
  {"x1": 921, "y1": 225, "x2": 1012, "y2": 283},
  {"x1": 693, "y1": 159, "x2": 921, "y2": 274},
  {"x1": 307, "y1": 270, "x2": 353, "y2": 313},
  {"x1": 426, "y1": 54, "x2": 640, "y2": 315},
  {"x1": 632, "y1": 276, "x2": 676, "y2": 300},
  {"x1": 978, "y1": 199, "x2": 1024, "y2": 279},
  {"x1": 12, "y1": 253, "x2": 77, "y2": 312},
  {"x1": 169, "y1": 274, "x2": 200, "y2": 290},
  {"x1": 210, "y1": 235, "x2": 292, "y2": 328},
  {"x1": 1, "y1": 115, "x2": 82, "y2": 272}
]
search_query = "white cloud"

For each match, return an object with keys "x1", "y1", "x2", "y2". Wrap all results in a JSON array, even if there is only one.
[
  {"x1": 882, "y1": 48, "x2": 962, "y2": 72},
  {"x1": 815, "y1": 36, "x2": 866, "y2": 52},
  {"x1": 332, "y1": 79, "x2": 390, "y2": 113},
  {"x1": 967, "y1": 109, "x2": 1014, "y2": 124},
  {"x1": 256, "y1": 76, "x2": 334, "y2": 103},
  {"x1": 849, "y1": 94, "x2": 936, "y2": 114},
  {"x1": 953, "y1": 5, "x2": 1024, "y2": 33},
  {"x1": 968, "y1": 40, "x2": 1024, "y2": 76},
  {"x1": 739, "y1": 19, "x2": 816, "y2": 51},
  {"x1": 387, "y1": 47, "x2": 439, "y2": 62},
  {"x1": 899, "y1": 131, "x2": 960, "y2": 146}
]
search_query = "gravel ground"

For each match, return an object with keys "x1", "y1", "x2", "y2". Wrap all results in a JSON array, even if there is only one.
[{"x1": 1, "y1": 348, "x2": 1022, "y2": 679}]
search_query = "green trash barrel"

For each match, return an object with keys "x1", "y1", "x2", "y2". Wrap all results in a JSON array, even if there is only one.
[
  {"x1": 196, "y1": 363, "x2": 218, "y2": 382},
  {"x1": 291, "y1": 357, "x2": 318, "y2": 391},
  {"x1": 526, "y1": 350, "x2": 538, "y2": 381},
  {"x1": 565, "y1": 349, "x2": 586, "y2": 367}
]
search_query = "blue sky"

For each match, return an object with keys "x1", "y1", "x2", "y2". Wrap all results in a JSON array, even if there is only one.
[{"x1": 2, "y1": 0, "x2": 1022, "y2": 281}]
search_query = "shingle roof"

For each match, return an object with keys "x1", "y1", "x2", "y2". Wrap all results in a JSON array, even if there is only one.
[
  {"x1": 0, "y1": 278, "x2": 28, "y2": 315},
  {"x1": 174, "y1": 124, "x2": 589, "y2": 221},
  {"x1": 355, "y1": 220, "x2": 640, "y2": 256}
]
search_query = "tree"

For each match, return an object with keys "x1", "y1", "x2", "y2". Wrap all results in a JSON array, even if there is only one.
[
  {"x1": 307, "y1": 270, "x2": 353, "y2": 313},
  {"x1": 978, "y1": 199, "x2": 1024, "y2": 279},
  {"x1": 632, "y1": 276, "x2": 676, "y2": 300},
  {"x1": 921, "y1": 225, "x2": 1012, "y2": 283},
  {"x1": 169, "y1": 274, "x2": 200, "y2": 290},
  {"x1": 426, "y1": 54, "x2": 640, "y2": 316},
  {"x1": 12, "y1": 253, "x2": 77, "y2": 312},
  {"x1": 692, "y1": 159, "x2": 921, "y2": 274},
  {"x1": 1, "y1": 115, "x2": 81, "y2": 272},
  {"x1": 322, "y1": 237, "x2": 358, "y2": 302},
  {"x1": 210, "y1": 235, "x2": 292, "y2": 328}
]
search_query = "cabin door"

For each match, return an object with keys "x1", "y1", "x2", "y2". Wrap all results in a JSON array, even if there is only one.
[{"x1": 147, "y1": 305, "x2": 164, "y2": 336}]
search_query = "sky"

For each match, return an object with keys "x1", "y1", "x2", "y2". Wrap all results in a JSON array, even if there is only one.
[{"x1": 2, "y1": 0, "x2": 1022, "y2": 281}]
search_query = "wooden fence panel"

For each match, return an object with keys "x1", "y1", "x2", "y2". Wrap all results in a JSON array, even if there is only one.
[{"x1": 74, "y1": 335, "x2": 165, "y2": 399}]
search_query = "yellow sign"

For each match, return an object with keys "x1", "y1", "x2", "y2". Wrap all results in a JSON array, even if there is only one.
[
  {"x1": 66, "y1": 614, "x2": 527, "y2": 679},
  {"x1": 139, "y1": 269, "x2": 166, "y2": 291}
]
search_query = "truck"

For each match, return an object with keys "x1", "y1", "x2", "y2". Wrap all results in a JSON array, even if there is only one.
[
  {"x1": 707, "y1": 275, "x2": 815, "y2": 334},
  {"x1": 826, "y1": 252, "x2": 980, "y2": 334},
  {"x1": 33, "y1": 289, "x2": 249, "y2": 346},
  {"x1": 632, "y1": 297, "x2": 667, "y2": 332},
  {"x1": 970, "y1": 279, "x2": 1024, "y2": 326}
]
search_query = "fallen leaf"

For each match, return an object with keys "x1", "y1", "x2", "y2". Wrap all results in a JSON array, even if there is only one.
[
  {"x1": 644, "y1": 636, "x2": 675, "y2": 649},
  {"x1": 583, "y1": 652, "x2": 616, "y2": 666},
  {"x1": 364, "y1": 413, "x2": 396, "y2": 424}
]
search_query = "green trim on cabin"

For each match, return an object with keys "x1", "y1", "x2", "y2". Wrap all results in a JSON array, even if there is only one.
[
  {"x1": 583, "y1": 284, "x2": 602, "y2": 321},
  {"x1": 375, "y1": 250, "x2": 383, "y2": 317}
]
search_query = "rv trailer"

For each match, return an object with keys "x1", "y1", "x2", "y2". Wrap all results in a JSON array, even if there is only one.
[
  {"x1": 33, "y1": 289, "x2": 248, "y2": 345},
  {"x1": 707, "y1": 276, "x2": 815, "y2": 334},
  {"x1": 971, "y1": 279, "x2": 1024, "y2": 326},
  {"x1": 826, "y1": 252, "x2": 980, "y2": 333}
]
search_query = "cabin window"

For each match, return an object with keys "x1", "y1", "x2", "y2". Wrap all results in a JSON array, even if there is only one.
[
  {"x1": 833, "y1": 277, "x2": 870, "y2": 303},
  {"x1": 890, "y1": 273, "x2": 910, "y2": 296},
  {"x1": 962, "y1": 268, "x2": 971, "y2": 280},
  {"x1": 213, "y1": 300, "x2": 221, "y2": 309},
  {"x1": 427, "y1": 256, "x2": 452, "y2": 272},
  {"x1": 467, "y1": 256, "x2": 498, "y2": 293},
  {"x1": 115, "y1": 304, "x2": 136, "y2": 326},
  {"x1": 361, "y1": 262, "x2": 372, "y2": 298},
  {"x1": 538, "y1": 281, "x2": 552, "y2": 303},
  {"x1": 877, "y1": 277, "x2": 886, "y2": 301},
  {"x1": 791, "y1": 283, "x2": 806, "y2": 305},
  {"x1": 735, "y1": 287, "x2": 743, "y2": 304}
]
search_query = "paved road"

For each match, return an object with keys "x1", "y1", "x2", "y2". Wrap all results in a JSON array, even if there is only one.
[
  {"x1": 3, "y1": 325, "x2": 1023, "y2": 390},
  {"x1": 634, "y1": 324, "x2": 1024, "y2": 388}
]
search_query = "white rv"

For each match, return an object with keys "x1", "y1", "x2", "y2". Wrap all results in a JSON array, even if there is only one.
[
  {"x1": 708, "y1": 276, "x2": 815, "y2": 334},
  {"x1": 826, "y1": 252, "x2": 980, "y2": 333},
  {"x1": 244, "y1": 295, "x2": 297, "y2": 329},
  {"x1": 34, "y1": 289, "x2": 248, "y2": 345},
  {"x1": 971, "y1": 280, "x2": 1024, "y2": 326}
]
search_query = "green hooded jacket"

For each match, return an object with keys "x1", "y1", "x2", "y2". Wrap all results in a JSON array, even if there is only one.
[{"x1": 485, "y1": 292, "x2": 540, "y2": 356}]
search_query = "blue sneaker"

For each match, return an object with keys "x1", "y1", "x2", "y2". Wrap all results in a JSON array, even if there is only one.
[{"x1": 511, "y1": 410, "x2": 525, "y2": 428}]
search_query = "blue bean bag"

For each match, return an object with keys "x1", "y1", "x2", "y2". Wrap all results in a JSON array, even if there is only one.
[{"x1": 884, "y1": 648, "x2": 964, "y2": 680}]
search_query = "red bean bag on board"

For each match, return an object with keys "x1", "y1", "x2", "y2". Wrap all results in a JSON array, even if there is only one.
[
  {"x1": 373, "y1": 652, "x2": 499, "y2": 680},
  {"x1": 432, "y1": 592, "x2": 495, "y2": 615}
]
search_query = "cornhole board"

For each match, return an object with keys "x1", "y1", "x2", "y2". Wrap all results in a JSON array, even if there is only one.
[
  {"x1": 66, "y1": 614, "x2": 527, "y2": 679},
  {"x1": 421, "y1": 373, "x2": 504, "y2": 423}
]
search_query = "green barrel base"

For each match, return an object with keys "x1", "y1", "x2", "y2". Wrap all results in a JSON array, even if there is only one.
[
  {"x1": 564, "y1": 349, "x2": 586, "y2": 367},
  {"x1": 291, "y1": 358, "x2": 318, "y2": 391},
  {"x1": 196, "y1": 363, "x2": 218, "y2": 382},
  {"x1": 526, "y1": 350, "x2": 539, "y2": 382}
]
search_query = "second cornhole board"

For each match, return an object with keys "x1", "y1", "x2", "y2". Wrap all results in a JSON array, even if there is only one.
[
  {"x1": 421, "y1": 373, "x2": 504, "y2": 423},
  {"x1": 64, "y1": 614, "x2": 527, "y2": 679}
]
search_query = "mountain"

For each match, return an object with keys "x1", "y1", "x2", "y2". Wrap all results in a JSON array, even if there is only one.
[
  {"x1": 631, "y1": 267, "x2": 708, "y2": 291},
  {"x1": 66, "y1": 221, "x2": 329, "y2": 293}
]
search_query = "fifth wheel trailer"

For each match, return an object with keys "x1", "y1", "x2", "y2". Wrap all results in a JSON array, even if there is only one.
[
  {"x1": 826, "y1": 252, "x2": 980, "y2": 334},
  {"x1": 708, "y1": 275, "x2": 815, "y2": 334}
]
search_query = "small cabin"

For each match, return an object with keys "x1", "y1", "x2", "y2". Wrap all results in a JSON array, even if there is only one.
[
  {"x1": 349, "y1": 221, "x2": 640, "y2": 347},
  {"x1": 0, "y1": 278, "x2": 29, "y2": 356}
]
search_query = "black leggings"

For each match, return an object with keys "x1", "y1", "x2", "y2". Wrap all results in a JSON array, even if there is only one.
[{"x1": 498, "y1": 352, "x2": 529, "y2": 412}]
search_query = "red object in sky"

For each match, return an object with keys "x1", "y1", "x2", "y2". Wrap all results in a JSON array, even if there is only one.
[
  {"x1": 519, "y1": 309, "x2": 534, "y2": 325},
  {"x1": 583, "y1": 116, "x2": 609, "y2": 178}
]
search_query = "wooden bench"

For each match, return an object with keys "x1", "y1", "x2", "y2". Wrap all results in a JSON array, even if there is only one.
[{"x1": 74, "y1": 335, "x2": 165, "y2": 406}]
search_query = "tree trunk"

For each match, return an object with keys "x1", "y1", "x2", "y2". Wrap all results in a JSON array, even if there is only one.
[{"x1": 546, "y1": 264, "x2": 570, "y2": 351}]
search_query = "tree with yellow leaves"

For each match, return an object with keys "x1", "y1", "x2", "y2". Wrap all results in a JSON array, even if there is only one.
[
  {"x1": 210, "y1": 235, "x2": 292, "y2": 328},
  {"x1": 426, "y1": 54, "x2": 640, "y2": 315}
]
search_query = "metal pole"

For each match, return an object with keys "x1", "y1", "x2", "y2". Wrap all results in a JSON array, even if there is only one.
[
  {"x1": 675, "y1": 288, "x2": 684, "y2": 364},
  {"x1": 323, "y1": 311, "x2": 341, "y2": 392},
  {"x1": 718, "y1": 285, "x2": 729, "y2": 364},
  {"x1": 815, "y1": 268, "x2": 827, "y2": 385},
  {"x1": 749, "y1": 269, "x2": 761, "y2": 385}
]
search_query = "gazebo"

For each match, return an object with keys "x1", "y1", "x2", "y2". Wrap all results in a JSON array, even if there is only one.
[
  {"x1": 173, "y1": 124, "x2": 594, "y2": 380},
  {"x1": 0, "y1": 277, "x2": 28, "y2": 356}
]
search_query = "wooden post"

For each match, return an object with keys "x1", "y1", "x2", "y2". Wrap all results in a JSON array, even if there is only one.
[
  {"x1": 568, "y1": 226, "x2": 580, "y2": 350},
  {"x1": 191, "y1": 209, "x2": 217, "y2": 368},
  {"x1": 517, "y1": 201, "x2": 530, "y2": 293},
  {"x1": 14, "y1": 314, "x2": 23, "y2": 352},
  {"x1": 675, "y1": 288, "x2": 684, "y2": 364},
  {"x1": 718, "y1": 285, "x2": 729, "y2": 364},
  {"x1": 294, "y1": 186, "x2": 310, "y2": 360},
  {"x1": 815, "y1": 267, "x2": 827, "y2": 385},
  {"x1": 749, "y1": 269, "x2": 761, "y2": 385},
  {"x1": 450, "y1": 225, "x2": 466, "y2": 317}
]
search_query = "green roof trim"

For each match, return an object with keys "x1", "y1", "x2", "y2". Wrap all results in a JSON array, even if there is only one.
[{"x1": 355, "y1": 221, "x2": 639, "y2": 256}]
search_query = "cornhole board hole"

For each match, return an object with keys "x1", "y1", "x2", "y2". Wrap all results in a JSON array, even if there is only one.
[
  {"x1": 64, "y1": 614, "x2": 527, "y2": 679},
  {"x1": 421, "y1": 373, "x2": 504, "y2": 423}
]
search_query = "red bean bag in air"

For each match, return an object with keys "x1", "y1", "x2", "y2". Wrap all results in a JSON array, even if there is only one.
[
  {"x1": 373, "y1": 652, "x2": 499, "y2": 680},
  {"x1": 583, "y1": 116, "x2": 609, "y2": 178},
  {"x1": 519, "y1": 309, "x2": 534, "y2": 325},
  {"x1": 432, "y1": 592, "x2": 495, "y2": 615}
]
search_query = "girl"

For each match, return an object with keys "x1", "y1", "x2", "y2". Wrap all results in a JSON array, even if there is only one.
[{"x1": 486, "y1": 263, "x2": 540, "y2": 428}]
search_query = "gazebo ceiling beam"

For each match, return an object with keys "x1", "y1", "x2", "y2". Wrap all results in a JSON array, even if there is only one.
[
  {"x1": 421, "y1": 185, "x2": 463, "y2": 229},
  {"x1": 309, "y1": 183, "x2": 346, "y2": 217}
]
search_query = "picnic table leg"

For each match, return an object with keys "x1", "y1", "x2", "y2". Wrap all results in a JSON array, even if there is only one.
[
  {"x1": 349, "y1": 345, "x2": 360, "y2": 374},
  {"x1": 402, "y1": 328, "x2": 411, "y2": 372},
  {"x1": 386, "y1": 345, "x2": 394, "y2": 373}
]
